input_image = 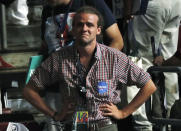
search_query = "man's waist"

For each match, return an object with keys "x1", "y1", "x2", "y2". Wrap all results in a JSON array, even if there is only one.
[
  {"x1": 60, "y1": 118, "x2": 116, "y2": 130},
  {"x1": 75, "y1": 119, "x2": 116, "y2": 131},
  {"x1": 88, "y1": 118, "x2": 116, "y2": 127}
]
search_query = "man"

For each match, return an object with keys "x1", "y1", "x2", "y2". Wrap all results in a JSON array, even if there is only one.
[
  {"x1": 154, "y1": 22, "x2": 181, "y2": 66},
  {"x1": 39, "y1": 1, "x2": 123, "y2": 130},
  {"x1": 23, "y1": 6, "x2": 156, "y2": 131},
  {"x1": 119, "y1": 0, "x2": 181, "y2": 130},
  {"x1": 40, "y1": 0, "x2": 123, "y2": 57},
  {"x1": 6, "y1": 0, "x2": 29, "y2": 26},
  {"x1": 40, "y1": 1, "x2": 124, "y2": 130},
  {"x1": 0, "y1": 0, "x2": 29, "y2": 26}
]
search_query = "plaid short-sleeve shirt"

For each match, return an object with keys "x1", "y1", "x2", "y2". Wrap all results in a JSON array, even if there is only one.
[{"x1": 29, "y1": 43, "x2": 151, "y2": 121}]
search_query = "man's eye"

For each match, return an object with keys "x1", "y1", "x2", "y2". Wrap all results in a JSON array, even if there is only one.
[
  {"x1": 76, "y1": 22, "x2": 94, "y2": 27},
  {"x1": 86, "y1": 23, "x2": 93, "y2": 27},
  {"x1": 77, "y1": 23, "x2": 83, "y2": 27}
]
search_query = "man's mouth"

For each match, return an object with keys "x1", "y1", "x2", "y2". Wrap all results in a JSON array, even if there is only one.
[{"x1": 81, "y1": 33, "x2": 88, "y2": 36}]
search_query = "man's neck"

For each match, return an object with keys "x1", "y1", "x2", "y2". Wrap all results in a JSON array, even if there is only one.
[{"x1": 76, "y1": 42, "x2": 97, "y2": 69}]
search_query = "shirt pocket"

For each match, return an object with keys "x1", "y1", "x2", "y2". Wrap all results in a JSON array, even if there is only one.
[{"x1": 94, "y1": 79, "x2": 115, "y2": 99}]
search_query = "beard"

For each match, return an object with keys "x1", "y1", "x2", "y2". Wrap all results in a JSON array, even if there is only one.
[{"x1": 78, "y1": 38, "x2": 94, "y2": 47}]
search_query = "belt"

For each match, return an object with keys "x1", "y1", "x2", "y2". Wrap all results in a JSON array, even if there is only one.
[
  {"x1": 62, "y1": 119, "x2": 115, "y2": 131},
  {"x1": 88, "y1": 119, "x2": 115, "y2": 130}
]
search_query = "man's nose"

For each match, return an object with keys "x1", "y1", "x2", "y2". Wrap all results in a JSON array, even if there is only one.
[{"x1": 82, "y1": 24, "x2": 88, "y2": 31}]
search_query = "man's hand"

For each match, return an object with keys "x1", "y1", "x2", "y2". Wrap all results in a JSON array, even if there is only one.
[
  {"x1": 124, "y1": 15, "x2": 134, "y2": 23},
  {"x1": 99, "y1": 103, "x2": 126, "y2": 120},
  {"x1": 153, "y1": 56, "x2": 164, "y2": 66}
]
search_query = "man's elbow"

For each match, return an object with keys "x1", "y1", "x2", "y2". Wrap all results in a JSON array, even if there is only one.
[
  {"x1": 147, "y1": 79, "x2": 157, "y2": 95},
  {"x1": 22, "y1": 86, "x2": 29, "y2": 100},
  {"x1": 22, "y1": 85, "x2": 36, "y2": 100},
  {"x1": 151, "y1": 84, "x2": 157, "y2": 94}
]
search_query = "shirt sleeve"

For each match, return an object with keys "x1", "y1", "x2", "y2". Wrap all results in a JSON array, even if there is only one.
[
  {"x1": 117, "y1": 53, "x2": 151, "y2": 88},
  {"x1": 28, "y1": 53, "x2": 60, "y2": 90}
]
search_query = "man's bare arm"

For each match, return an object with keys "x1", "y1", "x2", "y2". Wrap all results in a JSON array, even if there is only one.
[
  {"x1": 100, "y1": 79, "x2": 157, "y2": 119},
  {"x1": 23, "y1": 84, "x2": 55, "y2": 118},
  {"x1": 23, "y1": 83, "x2": 76, "y2": 121},
  {"x1": 105, "y1": 23, "x2": 124, "y2": 50}
]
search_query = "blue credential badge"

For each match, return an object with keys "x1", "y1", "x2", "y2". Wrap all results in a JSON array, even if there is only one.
[{"x1": 98, "y1": 81, "x2": 108, "y2": 94}]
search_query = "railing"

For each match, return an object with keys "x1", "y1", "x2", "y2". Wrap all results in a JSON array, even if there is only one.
[{"x1": 146, "y1": 66, "x2": 181, "y2": 131}]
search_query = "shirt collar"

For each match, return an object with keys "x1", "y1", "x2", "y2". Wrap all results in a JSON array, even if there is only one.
[
  {"x1": 72, "y1": 42, "x2": 102, "y2": 61},
  {"x1": 95, "y1": 43, "x2": 102, "y2": 60}
]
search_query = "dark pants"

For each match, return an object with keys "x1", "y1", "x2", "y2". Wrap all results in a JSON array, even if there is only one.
[
  {"x1": 98, "y1": 123, "x2": 118, "y2": 131},
  {"x1": 117, "y1": 115, "x2": 135, "y2": 131},
  {"x1": 65, "y1": 123, "x2": 118, "y2": 131}
]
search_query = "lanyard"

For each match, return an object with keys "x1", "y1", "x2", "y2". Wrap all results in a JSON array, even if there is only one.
[
  {"x1": 76, "y1": 59, "x2": 87, "y2": 98},
  {"x1": 76, "y1": 53, "x2": 96, "y2": 98},
  {"x1": 77, "y1": 60, "x2": 86, "y2": 86}
]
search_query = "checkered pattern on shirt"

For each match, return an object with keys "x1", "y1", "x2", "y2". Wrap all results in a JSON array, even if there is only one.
[{"x1": 29, "y1": 43, "x2": 151, "y2": 121}]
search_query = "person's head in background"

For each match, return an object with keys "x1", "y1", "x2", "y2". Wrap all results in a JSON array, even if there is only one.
[
  {"x1": 46, "y1": 0, "x2": 71, "y2": 6},
  {"x1": 72, "y1": 6, "x2": 104, "y2": 47}
]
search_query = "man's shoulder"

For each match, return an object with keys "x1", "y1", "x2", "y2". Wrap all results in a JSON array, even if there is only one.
[
  {"x1": 98, "y1": 44, "x2": 125, "y2": 57},
  {"x1": 97, "y1": 44, "x2": 130, "y2": 65},
  {"x1": 56, "y1": 45, "x2": 74, "y2": 56},
  {"x1": 98, "y1": 43, "x2": 118, "y2": 52}
]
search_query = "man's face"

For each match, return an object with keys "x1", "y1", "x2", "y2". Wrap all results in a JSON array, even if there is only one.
[{"x1": 72, "y1": 13, "x2": 101, "y2": 47}]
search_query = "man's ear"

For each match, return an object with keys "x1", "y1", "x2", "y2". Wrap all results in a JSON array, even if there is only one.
[{"x1": 96, "y1": 26, "x2": 102, "y2": 35}]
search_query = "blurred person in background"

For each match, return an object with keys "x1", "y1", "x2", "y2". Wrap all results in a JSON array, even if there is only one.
[
  {"x1": 6, "y1": 0, "x2": 29, "y2": 26},
  {"x1": 114, "y1": 0, "x2": 181, "y2": 131}
]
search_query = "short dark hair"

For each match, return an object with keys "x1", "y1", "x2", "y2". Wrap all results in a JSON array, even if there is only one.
[{"x1": 72, "y1": 6, "x2": 104, "y2": 28}]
